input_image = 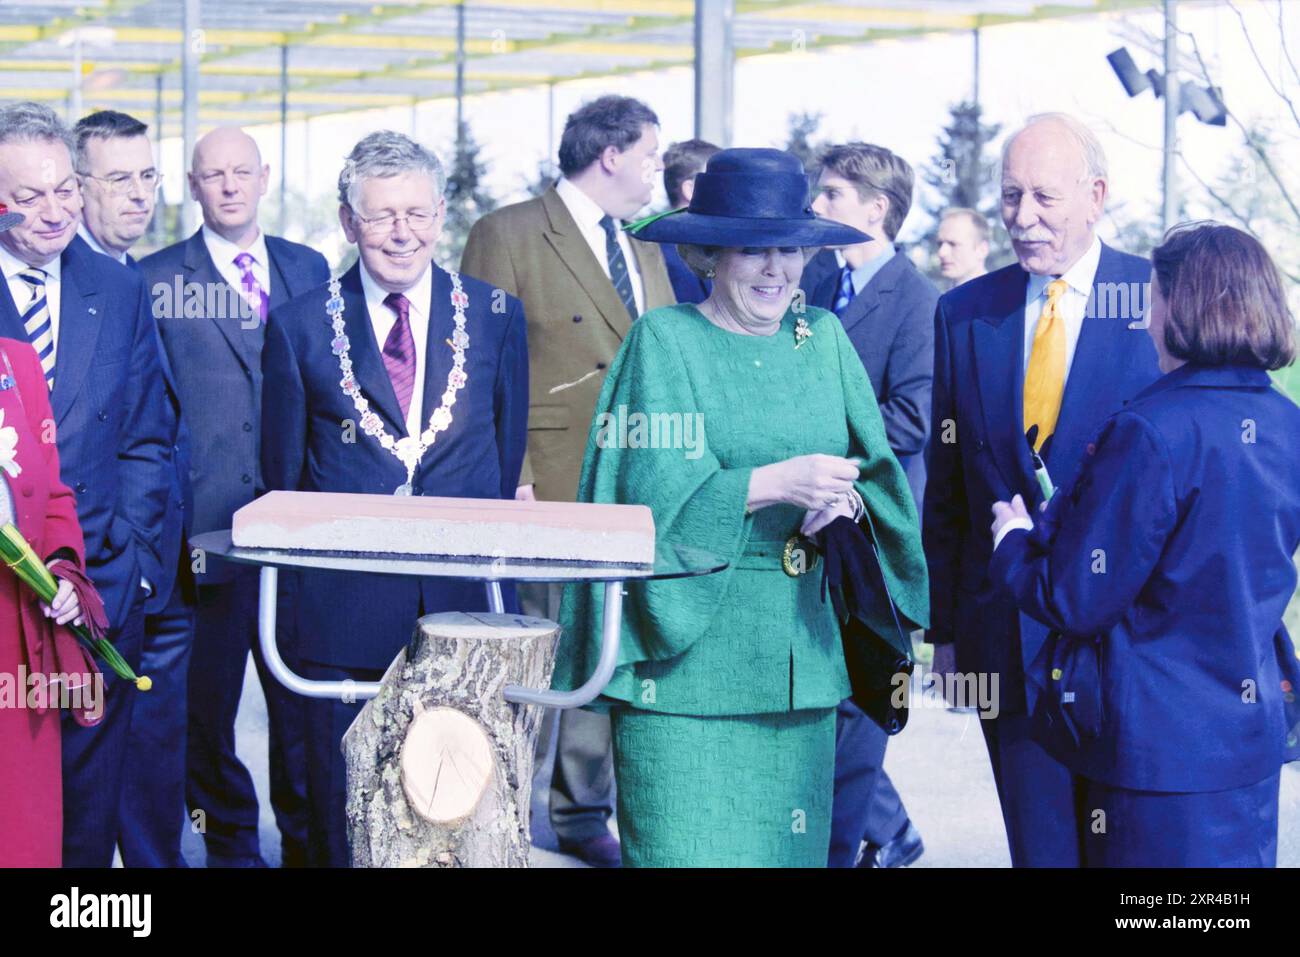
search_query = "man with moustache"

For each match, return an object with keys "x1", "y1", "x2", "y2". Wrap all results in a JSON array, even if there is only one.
[
  {"x1": 262, "y1": 131, "x2": 528, "y2": 866},
  {"x1": 139, "y1": 125, "x2": 328, "y2": 868},
  {"x1": 924, "y1": 113, "x2": 1160, "y2": 866},
  {"x1": 74, "y1": 109, "x2": 195, "y2": 868},
  {"x1": 461, "y1": 94, "x2": 674, "y2": 867},
  {"x1": 936, "y1": 207, "x2": 991, "y2": 288},
  {"x1": 0, "y1": 102, "x2": 171, "y2": 867}
]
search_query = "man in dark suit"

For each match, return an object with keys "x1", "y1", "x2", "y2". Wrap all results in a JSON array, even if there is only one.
[
  {"x1": 805, "y1": 142, "x2": 937, "y2": 868},
  {"x1": 139, "y1": 125, "x2": 328, "y2": 867},
  {"x1": 924, "y1": 112, "x2": 1160, "y2": 866},
  {"x1": 74, "y1": 108, "x2": 195, "y2": 867},
  {"x1": 0, "y1": 102, "x2": 172, "y2": 867},
  {"x1": 461, "y1": 95, "x2": 673, "y2": 868},
  {"x1": 262, "y1": 130, "x2": 528, "y2": 866},
  {"x1": 660, "y1": 138, "x2": 718, "y2": 304}
]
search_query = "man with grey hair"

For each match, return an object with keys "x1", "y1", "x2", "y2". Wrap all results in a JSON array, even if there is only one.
[
  {"x1": 923, "y1": 112, "x2": 1159, "y2": 866},
  {"x1": 139, "y1": 124, "x2": 327, "y2": 868},
  {"x1": 0, "y1": 101, "x2": 172, "y2": 866},
  {"x1": 261, "y1": 129, "x2": 528, "y2": 867}
]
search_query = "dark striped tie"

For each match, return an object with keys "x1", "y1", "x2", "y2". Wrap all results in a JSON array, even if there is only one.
[
  {"x1": 18, "y1": 268, "x2": 55, "y2": 390},
  {"x1": 833, "y1": 265, "x2": 855, "y2": 317},
  {"x1": 382, "y1": 292, "x2": 416, "y2": 428},
  {"x1": 599, "y1": 214, "x2": 638, "y2": 321}
]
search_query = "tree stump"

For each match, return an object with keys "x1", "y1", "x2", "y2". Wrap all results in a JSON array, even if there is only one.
[{"x1": 342, "y1": 611, "x2": 560, "y2": 868}]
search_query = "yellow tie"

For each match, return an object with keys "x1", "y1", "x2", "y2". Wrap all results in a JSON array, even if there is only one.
[{"x1": 1023, "y1": 279, "x2": 1069, "y2": 452}]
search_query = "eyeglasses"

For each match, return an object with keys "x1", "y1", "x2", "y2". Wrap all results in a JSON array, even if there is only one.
[
  {"x1": 81, "y1": 170, "x2": 163, "y2": 195},
  {"x1": 351, "y1": 209, "x2": 438, "y2": 235}
]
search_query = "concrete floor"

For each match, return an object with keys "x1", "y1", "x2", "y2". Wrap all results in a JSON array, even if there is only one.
[{"x1": 181, "y1": 660, "x2": 1299, "y2": 868}]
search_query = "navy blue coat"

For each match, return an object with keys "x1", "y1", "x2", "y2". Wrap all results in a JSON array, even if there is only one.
[
  {"x1": 806, "y1": 248, "x2": 938, "y2": 509},
  {"x1": 990, "y1": 363, "x2": 1300, "y2": 792},
  {"x1": 138, "y1": 229, "x2": 329, "y2": 585},
  {"x1": 260, "y1": 262, "x2": 529, "y2": 670},
  {"x1": 661, "y1": 243, "x2": 710, "y2": 305},
  {"x1": 0, "y1": 236, "x2": 172, "y2": 630},
  {"x1": 923, "y1": 243, "x2": 1160, "y2": 713}
]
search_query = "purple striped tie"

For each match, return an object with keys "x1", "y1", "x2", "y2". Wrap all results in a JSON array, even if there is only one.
[
  {"x1": 382, "y1": 292, "x2": 416, "y2": 424},
  {"x1": 233, "y1": 251, "x2": 269, "y2": 323}
]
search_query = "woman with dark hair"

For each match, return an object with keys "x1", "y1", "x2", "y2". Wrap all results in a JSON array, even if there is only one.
[
  {"x1": 550, "y1": 149, "x2": 929, "y2": 867},
  {"x1": 990, "y1": 222, "x2": 1300, "y2": 866}
]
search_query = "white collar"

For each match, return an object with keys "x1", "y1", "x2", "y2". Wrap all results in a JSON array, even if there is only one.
[
  {"x1": 358, "y1": 258, "x2": 433, "y2": 320},
  {"x1": 77, "y1": 225, "x2": 128, "y2": 265},
  {"x1": 1027, "y1": 234, "x2": 1103, "y2": 301},
  {"x1": 555, "y1": 176, "x2": 614, "y2": 231},
  {"x1": 0, "y1": 239, "x2": 61, "y2": 282},
  {"x1": 202, "y1": 223, "x2": 269, "y2": 269}
]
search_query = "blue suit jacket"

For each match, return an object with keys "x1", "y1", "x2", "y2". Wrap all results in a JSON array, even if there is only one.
[
  {"x1": 260, "y1": 262, "x2": 529, "y2": 670},
  {"x1": 990, "y1": 363, "x2": 1300, "y2": 792},
  {"x1": 661, "y1": 243, "x2": 710, "y2": 305},
  {"x1": 806, "y1": 248, "x2": 938, "y2": 509},
  {"x1": 922, "y1": 243, "x2": 1160, "y2": 713},
  {"x1": 0, "y1": 236, "x2": 171, "y2": 631},
  {"x1": 138, "y1": 229, "x2": 329, "y2": 585}
]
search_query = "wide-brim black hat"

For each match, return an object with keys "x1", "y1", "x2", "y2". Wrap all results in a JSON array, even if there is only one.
[{"x1": 627, "y1": 147, "x2": 868, "y2": 248}]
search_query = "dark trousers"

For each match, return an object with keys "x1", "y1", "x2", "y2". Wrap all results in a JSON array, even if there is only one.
[
  {"x1": 186, "y1": 568, "x2": 308, "y2": 865},
  {"x1": 829, "y1": 698, "x2": 911, "y2": 867},
  {"x1": 119, "y1": 576, "x2": 195, "y2": 867},
  {"x1": 61, "y1": 599, "x2": 145, "y2": 867},
  {"x1": 300, "y1": 661, "x2": 382, "y2": 867},
  {"x1": 1080, "y1": 771, "x2": 1279, "y2": 867},
  {"x1": 522, "y1": 581, "x2": 615, "y2": 843},
  {"x1": 980, "y1": 710, "x2": 1084, "y2": 867}
]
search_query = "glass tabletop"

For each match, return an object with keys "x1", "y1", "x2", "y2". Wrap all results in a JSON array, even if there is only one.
[{"x1": 189, "y1": 530, "x2": 728, "y2": 583}]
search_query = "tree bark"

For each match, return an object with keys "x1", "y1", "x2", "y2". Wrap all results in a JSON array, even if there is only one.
[{"x1": 343, "y1": 611, "x2": 560, "y2": 867}]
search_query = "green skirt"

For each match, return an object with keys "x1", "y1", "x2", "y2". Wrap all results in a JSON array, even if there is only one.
[{"x1": 609, "y1": 706, "x2": 836, "y2": 867}]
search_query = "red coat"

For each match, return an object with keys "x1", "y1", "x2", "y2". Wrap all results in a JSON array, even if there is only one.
[{"x1": 0, "y1": 338, "x2": 90, "y2": 867}]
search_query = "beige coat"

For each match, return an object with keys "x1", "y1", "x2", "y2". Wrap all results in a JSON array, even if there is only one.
[{"x1": 460, "y1": 186, "x2": 675, "y2": 502}]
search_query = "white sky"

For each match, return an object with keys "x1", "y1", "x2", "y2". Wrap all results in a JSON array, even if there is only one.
[{"x1": 159, "y1": 0, "x2": 1300, "y2": 262}]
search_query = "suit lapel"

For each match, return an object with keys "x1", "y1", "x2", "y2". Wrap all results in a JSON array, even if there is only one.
[
  {"x1": 338, "y1": 264, "x2": 407, "y2": 437},
  {"x1": 51, "y1": 242, "x2": 105, "y2": 424},
  {"x1": 184, "y1": 230, "x2": 259, "y2": 373},
  {"x1": 541, "y1": 187, "x2": 634, "y2": 340},
  {"x1": 972, "y1": 269, "x2": 1036, "y2": 497},
  {"x1": 1045, "y1": 243, "x2": 1122, "y2": 473},
  {"x1": 839, "y1": 281, "x2": 881, "y2": 335},
  {"x1": 415, "y1": 266, "x2": 454, "y2": 443},
  {"x1": 0, "y1": 276, "x2": 24, "y2": 341}
]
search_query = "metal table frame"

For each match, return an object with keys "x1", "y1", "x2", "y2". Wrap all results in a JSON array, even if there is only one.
[{"x1": 191, "y1": 531, "x2": 725, "y2": 710}]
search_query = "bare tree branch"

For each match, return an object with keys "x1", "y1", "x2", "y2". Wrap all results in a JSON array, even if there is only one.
[
  {"x1": 1227, "y1": 0, "x2": 1300, "y2": 132},
  {"x1": 1278, "y1": 1, "x2": 1300, "y2": 87}
]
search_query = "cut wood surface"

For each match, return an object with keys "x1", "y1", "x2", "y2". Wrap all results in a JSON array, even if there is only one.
[{"x1": 344, "y1": 611, "x2": 561, "y2": 868}]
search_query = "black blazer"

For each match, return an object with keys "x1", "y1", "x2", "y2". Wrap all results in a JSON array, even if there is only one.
[
  {"x1": 0, "y1": 236, "x2": 172, "y2": 631},
  {"x1": 138, "y1": 229, "x2": 329, "y2": 584}
]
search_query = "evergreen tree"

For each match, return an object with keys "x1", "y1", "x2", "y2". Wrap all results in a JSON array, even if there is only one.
[
  {"x1": 783, "y1": 110, "x2": 827, "y2": 173},
  {"x1": 440, "y1": 119, "x2": 497, "y2": 266},
  {"x1": 920, "y1": 101, "x2": 1011, "y2": 279}
]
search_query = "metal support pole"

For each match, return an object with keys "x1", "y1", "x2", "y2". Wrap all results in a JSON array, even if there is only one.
[
  {"x1": 180, "y1": 0, "x2": 201, "y2": 237},
  {"x1": 153, "y1": 71, "x2": 165, "y2": 245},
  {"x1": 279, "y1": 43, "x2": 288, "y2": 237},
  {"x1": 546, "y1": 82, "x2": 555, "y2": 174},
  {"x1": 70, "y1": 34, "x2": 83, "y2": 125},
  {"x1": 503, "y1": 581, "x2": 623, "y2": 708},
  {"x1": 693, "y1": 0, "x2": 735, "y2": 147},
  {"x1": 455, "y1": 0, "x2": 466, "y2": 150},
  {"x1": 1162, "y1": 0, "x2": 1180, "y2": 233},
  {"x1": 972, "y1": 27, "x2": 981, "y2": 108}
]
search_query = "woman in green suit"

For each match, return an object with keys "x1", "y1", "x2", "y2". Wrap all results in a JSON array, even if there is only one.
[{"x1": 551, "y1": 148, "x2": 929, "y2": 867}]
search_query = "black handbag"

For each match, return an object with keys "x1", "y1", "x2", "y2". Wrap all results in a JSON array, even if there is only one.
[{"x1": 817, "y1": 513, "x2": 916, "y2": 735}]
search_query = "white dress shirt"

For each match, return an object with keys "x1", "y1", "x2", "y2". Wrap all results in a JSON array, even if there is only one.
[
  {"x1": 0, "y1": 242, "x2": 62, "y2": 370},
  {"x1": 359, "y1": 260, "x2": 432, "y2": 439},
  {"x1": 1021, "y1": 234, "x2": 1102, "y2": 382},
  {"x1": 555, "y1": 176, "x2": 645, "y2": 314},
  {"x1": 203, "y1": 224, "x2": 271, "y2": 301},
  {"x1": 77, "y1": 225, "x2": 129, "y2": 266}
]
